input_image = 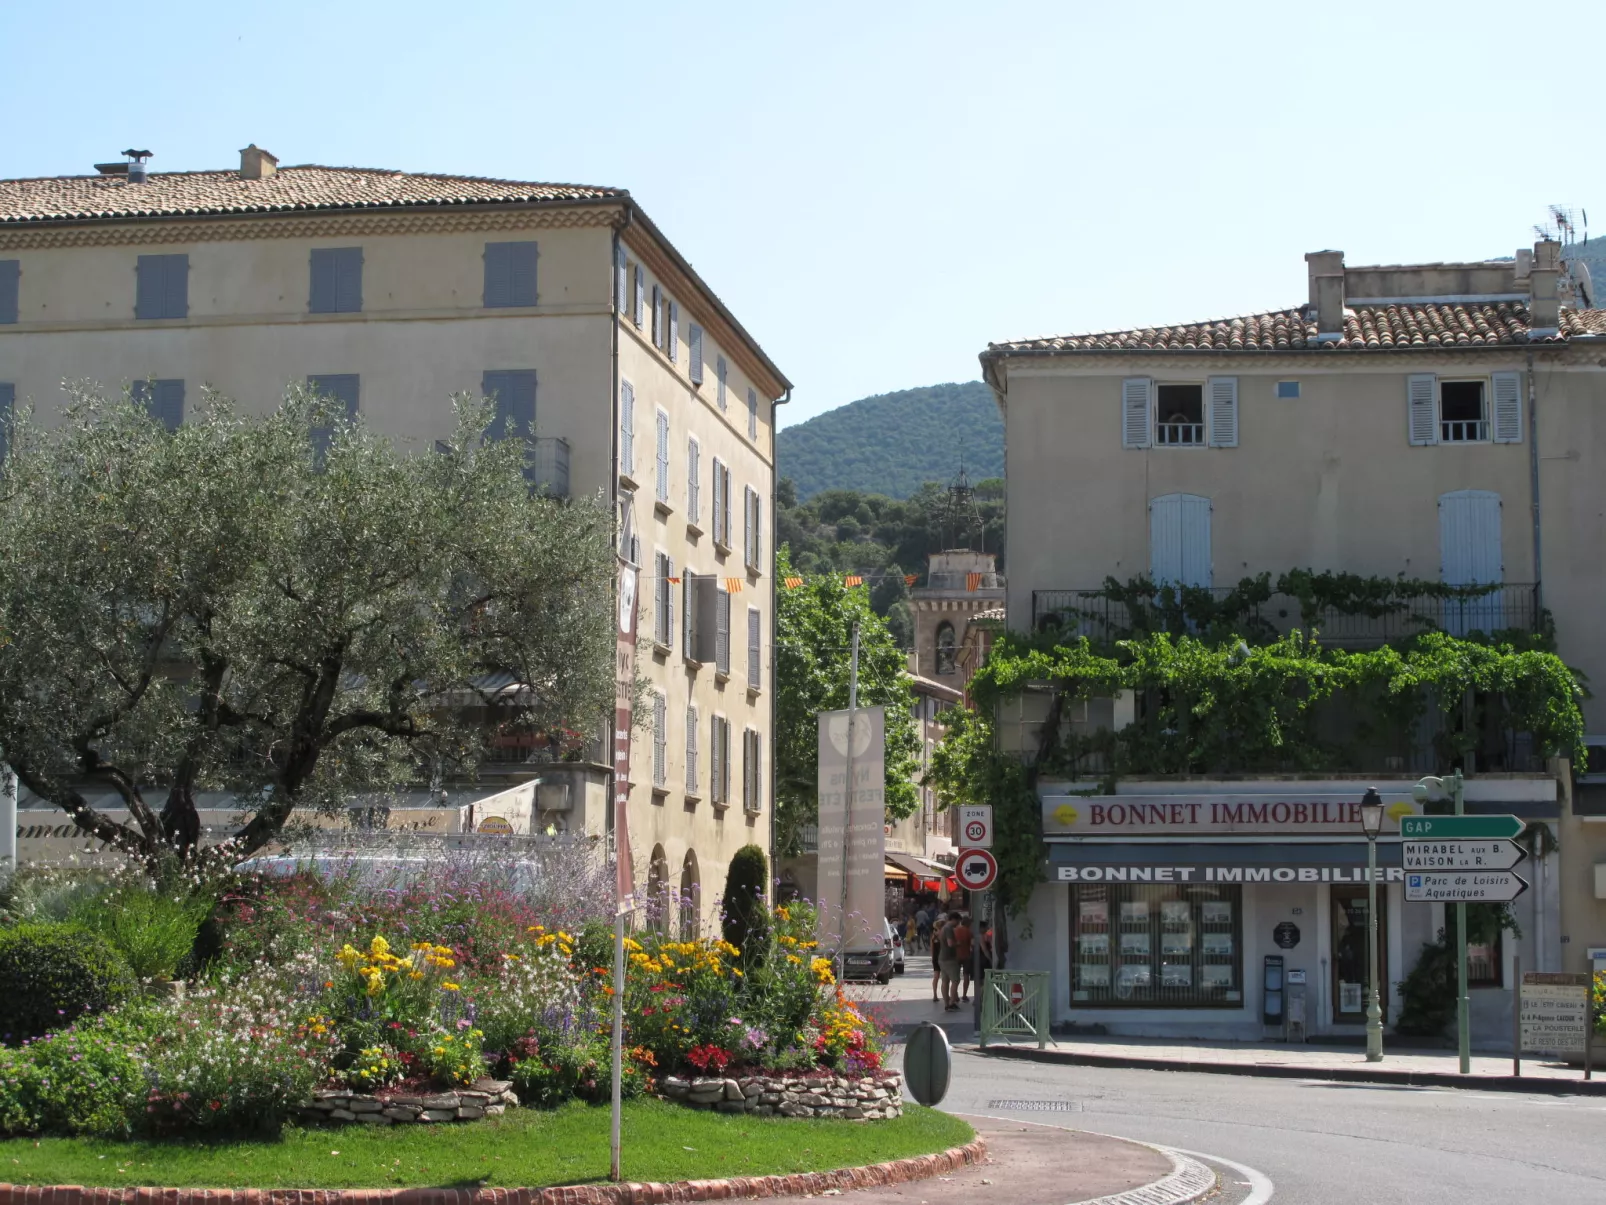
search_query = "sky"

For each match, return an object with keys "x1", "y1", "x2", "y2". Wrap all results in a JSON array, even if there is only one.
[{"x1": 3, "y1": 1, "x2": 1602, "y2": 428}]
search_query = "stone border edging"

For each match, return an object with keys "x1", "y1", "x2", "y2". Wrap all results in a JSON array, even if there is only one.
[
  {"x1": 0, "y1": 1137, "x2": 986, "y2": 1205},
  {"x1": 1072, "y1": 1146, "x2": 1217, "y2": 1205},
  {"x1": 977, "y1": 1043, "x2": 1606, "y2": 1096}
]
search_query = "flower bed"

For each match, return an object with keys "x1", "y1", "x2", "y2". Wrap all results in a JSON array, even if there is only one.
[{"x1": 0, "y1": 855, "x2": 890, "y2": 1142}]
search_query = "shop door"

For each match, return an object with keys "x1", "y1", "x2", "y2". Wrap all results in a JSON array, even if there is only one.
[{"x1": 1331, "y1": 889, "x2": 1388, "y2": 1024}]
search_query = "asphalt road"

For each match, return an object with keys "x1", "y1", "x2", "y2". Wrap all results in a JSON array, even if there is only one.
[{"x1": 938, "y1": 1047, "x2": 1606, "y2": 1204}]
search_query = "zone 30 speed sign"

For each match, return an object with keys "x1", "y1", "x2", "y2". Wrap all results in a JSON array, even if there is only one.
[{"x1": 959, "y1": 805, "x2": 994, "y2": 849}]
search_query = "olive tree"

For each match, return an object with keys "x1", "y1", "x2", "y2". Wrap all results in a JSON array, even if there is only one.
[{"x1": 0, "y1": 384, "x2": 615, "y2": 864}]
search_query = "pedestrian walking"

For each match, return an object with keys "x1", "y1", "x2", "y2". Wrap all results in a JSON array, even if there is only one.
[
  {"x1": 955, "y1": 912, "x2": 974, "y2": 1003},
  {"x1": 929, "y1": 911, "x2": 946, "y2": 1003},
  {"x1": 915, "y1": 904, "x2": 931, "y2": 946},
  {"x1": 938, "y1": 914, "x2": 961, "y2": 1010}
]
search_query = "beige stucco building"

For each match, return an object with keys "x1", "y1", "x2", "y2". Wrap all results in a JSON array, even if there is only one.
[
  {"x1": 0, "y1": 146, "x2": 789, "y2": 923},
  {"x1": 980, "y1": 239, "x2": 1606, "y2": 1040}
]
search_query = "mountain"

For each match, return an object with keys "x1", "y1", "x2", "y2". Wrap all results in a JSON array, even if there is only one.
[{"x1": 776, "y1": 381, "x2": 1002, "y2": 500}]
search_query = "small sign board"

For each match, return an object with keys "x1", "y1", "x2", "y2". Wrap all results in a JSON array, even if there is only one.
[
  {"x1": 1519, "y1": 972, "x2": 1592, "y2": 1055},
  {"x1": 956, "y1": 848, "x2": 999, "y2": 892},
  {"x1": 1405, "y1": 870, "x2": 1527, "y2": 902},
  {"x1": 1274, "y1": 921, "x2": 1301, "y2": 949},
  {"x1": 1403, "y1": 840, "x2": 1525, "y2": 871},
  {"x1": 959, "y1": 805, "x2": 994, "y2": 849},
  {"x1": 1400, "y1": 814, "x2": 1524, "y2": 841}
]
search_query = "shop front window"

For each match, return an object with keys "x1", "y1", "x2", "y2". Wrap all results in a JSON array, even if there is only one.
[
  {"x1": 1468, "y1": 931, "x2": 1503, "y2": 987},
  {"x1": 1070, "y1": 883, "x2": 1243, "y2": 1008},
  {"x1": 1331, "y1": 889, "x2": 1388, "y2": 1022}
]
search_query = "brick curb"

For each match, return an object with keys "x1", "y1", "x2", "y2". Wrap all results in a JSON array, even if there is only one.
[
  {"x1": 0, "y1": 1138, "x2": 986, "y2": 1205},
  {"x1": 975, "y1": 1043, "x2": 1606, "y2": 1096}
]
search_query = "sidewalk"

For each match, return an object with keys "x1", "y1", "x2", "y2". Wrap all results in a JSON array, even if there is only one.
[{"x1": 972, "y1": 1033, "x2": 1605, "y2": 1095}]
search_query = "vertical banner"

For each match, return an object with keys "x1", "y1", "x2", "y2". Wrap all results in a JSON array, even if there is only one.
[
  {"x1": 816, "y1": 706, "x2": 886, "y2": 953},
  {"x1": 613, "y1": 561, "x2": 639, "y2": 909}
]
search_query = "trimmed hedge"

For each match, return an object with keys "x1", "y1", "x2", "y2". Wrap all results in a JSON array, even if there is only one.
[{"x1": 0, "y1": 924, "x2": 135, "y2": 1044}]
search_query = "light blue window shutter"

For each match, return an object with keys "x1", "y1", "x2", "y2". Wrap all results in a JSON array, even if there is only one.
[
  {"x1": 0, "y1": 382, "x2": 14, "y2": 462},
  {"x1": 1206, "y1": 376, "x2": 1239, "y2": 447},
  {"x1": 620, "y1": 379, "x2": 635, "y2": 477},
  {"x1": 1407, "y1": 374, "x2": 1439, "y2": 445},
  {"x1": 688, "y1": 325, "x2": 704, "y2": 384},
  {"x1": 1122, "y1": 378, "x2": 1152, "y2": 448},
  {"x1": 747, "y1": 606, "x2": 761, "y2": 690},
  {"x1": 1491, "y1": 372, "x2": 1523, "y2": 443},
  {"x1": 686, "y1": 706, "x2": 699, "y2": 793},
  {"x1": 1439, "y1": 489, "x2": 1502, "y2": 634},
  {"x1": 656, "y1": 409, "x2": 670, "y2": 503},
  {"x1": 716, "y1": 584, "x2": 731, "y2": 674},
  {"x1": 1150, "y1": 493, "x2": 1211, "y2": 587},
  {"x1": 482, "y1": 370, "x2": 535, "y2": 439},
  {"x1": 135, "y1": 379, "x2": 185, "y2": 431},
  {"x1": 666, "y1": 555, "x2": 675, "y2": 644},
  {"x1": 668, "y1": 300, "x2": 679, "y2": 363},
  {"x1": 484, "y1": 242, "x2": 537, "y2": 307},
  {"x1": 712, "y1": 458, "x2": 725, "y2": 544},
  {"x1": 0, "y1": 260, "x2": 19, "y2": 324},
  {"x1": 717, "y1": 357, "x2": 728, "y2": 410},
  {"x1": 615, "y1": 243, "x2": 628, "y2": 313},
  {"x1": 742, "y1": 486, "x2": 753, "y2": 565},
  {"x1": 687, "y1": 437, "x2": 701, "y2": 521}
]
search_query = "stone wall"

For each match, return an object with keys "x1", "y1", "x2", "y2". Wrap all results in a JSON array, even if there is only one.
[
  {"x1": 299, "y1": 1078, "x2": 520, "y2": 1126},
  {"x1": 659, "y1": 1071, "x2": 902, "y2": 1119}
]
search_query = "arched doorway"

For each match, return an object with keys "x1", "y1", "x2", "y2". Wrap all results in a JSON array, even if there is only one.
[
  {"x1": 647, "y1": 844, "x2": 670, "y2": 934},
  {"x1": 679, "y1": 849, "x2": 701, "y2": 941}
]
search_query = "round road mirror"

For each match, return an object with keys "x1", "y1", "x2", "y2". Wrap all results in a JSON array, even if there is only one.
[{"x1": 903, "y1": 1020, "x2": 952, "y2": 1107}]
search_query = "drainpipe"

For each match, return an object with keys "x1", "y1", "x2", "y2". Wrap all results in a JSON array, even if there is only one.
[
  {"x1": 769, "y1": 387, "x2": 791, "y2": 891},
  {"x1": 1526, "y1": 350, "x2": 1542, "y2": 614}
]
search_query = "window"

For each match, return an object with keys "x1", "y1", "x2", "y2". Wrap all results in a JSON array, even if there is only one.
[
  {"x1": 615, "y1": 243, "x2": 628, "y2": 313},
  {"x1": 716, "y1": 356, "x2": 728, "y2": 410},
  {"x1": 686, "y1": 437, "x2": 701, "y2": 524},
  {"x1": 619, "y1": 380, "x2": 636, "y2": 479},
  {"x1": 652, "y1": 692, "x2": 667, "y2": 788},
  {"x1": 1409, "y1": 373, "x2": 1521, "y2": 446},
  {"x1": 1468, "y1": 929, "x2": 1504, "y2": 988},
  {"x1": 934, "y1": 622, "x2": 956, "y2": 675},
  {"x1": 710, "y1": 715, "x2": 731, "y2": 805},
  {"x1": 1070, "y1": 883, "x2": 1244, "y2": 1009},
  {"x1": 0, "y1": 260, "x2": 18, "y2": 324},
  {"x1": 688, "y1": 325, "x2": 704, "y2": 385},
  {"x1": 135, "y1": 254, "x2": 188, "y2": 320},
  {"x1": 308, "y1": 374, "x2": 360, "y2": 458},
  {"x1": 1331, "y1": 889, "x2": 1386, "y2": 1020},
  {"x1": 1155, "y1": 384, "x2": 1204, "y2": 446},
  {"x1": 715, "y1": 583, "x2": 731, "y2": 676},
  {"x1": 654, "y1": 552, "x2": 675, "y2": 647},
  {"x1": 685, "y1": 705, "x2": 700, "y2": 795},
  {"x1": 742, "y1": 485, "x2": 762, "y2": 571},
  {"x1": 0, "y1": 383, "x2": 14, "y2": 462},
  {"x1": 309, "y1": 247, "x2": 363, "y2": 314},
  {"x1": 132, "y1": 379, "x2": 184, "y2": 431},
  {"x1": 483, "y1": 241, "x2": 538, "y2": 308},
  {"x1": 742, "y1": 728, "x2": 762, "y2": 813},
  {"x1": 747, "y1": 606, "x2": 761, "y2": 690},
  {"x1": 668, "y1": 300, "x2": 679, "y2": 364},
  {"x1": 652, "y1": 286, "x2": 663, "y2": 348},
  {"x1": 655, "y1": 409, "x2": 671, "y2": 505},
  {"x1": 481, "y1": 370, "x2": 536, "y2": 440},
  {"x1": 747, "y1": 387, "x2": 758, "y2": 439},
  {"x1": 1440, "y1": 380, "x2": 1487, "y2": 443},
  {"x1": 711, "y1": 459, "x2": 731, "y2": 547},
  {"x1": 1276, "y1": 380, "x2": 1301, "y2": 399},
  {"x1": 633, "y1": 264, "x2": 645, "y2": 328}
]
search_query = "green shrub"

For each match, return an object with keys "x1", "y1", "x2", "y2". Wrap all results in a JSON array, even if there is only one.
[
  {"x1": 508, "y1": 1032, "x2": 609, "y2": 1107},
  {"x1": 70, "y1": 885, "x2": 212, "y2": 982},
  {"x1": 0, "y1": 1008, "x2": 151, "y2": 1136},
  {"x1": 0, "y1": 924, "x2": 135, "y2": 1043},
  {"x1": 721, "y1": 844, "x2": 770, "y2": 959}
]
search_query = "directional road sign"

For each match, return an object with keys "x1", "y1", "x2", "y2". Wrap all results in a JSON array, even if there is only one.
[
  {"x1": 1405, "y1": 870, "x2": 1528, "y2": 902},
  {"x1": 959, "y1": 804, "x2": 994, "y2": 849},
  {"x1": 1403, "y1": 839, "x2": 1526, "y2": 871},
  {"x1": 1399, "y1": 814, "x2": 1524, "y2": 841},
  {"x1": 955, "y1": 848, "x2": 999, "y2": 891}
]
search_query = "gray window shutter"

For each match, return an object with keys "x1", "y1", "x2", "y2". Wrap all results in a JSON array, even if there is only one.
[
  {"x1": 747, "y1": 606, "x2": 761, "y2": 690},
  {"x1": 1206, "y1": 376, "x2": 1239, "y2": 448},
  {"x1": 652, "y1": 692, "x2": 667, "y2": 786},
  {"x1": 716, "y1": 356, "x2": 728, "y2": 410},
  {"x1": 615, "y1": 243, "x2": 628, "y2": 313},
  {"x1": 620, "y1": 380, "x2": 635, "y2": 477},
  {"x1": 1407, "y1": 373, "x2": 1439, "y2": 445},
  {"x1": 310, "y1": 248, "x2": 363, "y2": 314},
  {"x1": 721, "y1": 464, "x2": 732, "y2": 546},
  {"x1": 1491, "y1": 372, "x2": 1523, "y2": 443},
  {"x1": 686, "y1": 706, "x2": 698, "y2": 794},
  {"x1": 0, "y1": 260, "x2": 19, "y2": 324},
  {"x1": 692, "y1": 573, "x2": 719, "y2": 662},
  {"x1": 308, "y1": 374, "x2": 360, "y2": 458},
  {"x1": 0, "y1": 382, "x2": 14, "y2": 462},
  {"x1": 687, "y1": 437, "x2": 700, "y2": 522},
  {"x1": 716, "y1": 585, "x2": 731, "y2": 675},
  {"x1": 711, "y1": 458, "x2": 725, "y2": 544},
  {"x1": 1122, "y1": 377, "x2": 1152, "y2": 448},
  {"x1": 668, "y1": 300, "x2": 679, "y2": 363},
  {"x1": 482, "y1": 370, "x2": 536, "y2": 439},
  {"x1": 634, "y1": 265, "x2": 645, "y2": 327},
  {"x1": 752, "y1": 490, "x2": 762, "y2": 567},
  {"x1": 682, "y1": 573, "x2": 695, "y2": 656},
  {"x1": 710, "y1": 716, "x2": 722, "y2": 803},
  {"x1": 666, "y1": 554, "x2": 675, "y2": 644},
  {"x1": 747, "y1": 388, "x2": 758, "y2": 439},
  {"x1": 655, "y1": 409, "x2": 670, "y2": 502},
  {"x1": 654, "y1": 553, "x2": 668, "y2": 644},
  {"x1": 688, "y1": 325, "x2": 704, "y2": 384},
  {"x1": 651, "y1": 286, "x2": 662, "y2": 346},
  {"x1": 136, "y1": 254, "x2": 187, "y2": 320},
  {"x1": 484, "y1": 241, "x2": 538, "y2": 307},
  {"x1": 134, "y1": 379, "x2": 185, "y2": 431},
  {"x1": 743, "y1": 486, "x2": 753, "y2": 565}
]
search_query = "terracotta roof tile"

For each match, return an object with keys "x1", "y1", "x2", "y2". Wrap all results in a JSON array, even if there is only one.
[
  {"x1": 0, "y1": 165, "x2": 623, "y2": 225},
  {"x1": 986, "y1": 301, "x2": 1606, "y2": 357}
]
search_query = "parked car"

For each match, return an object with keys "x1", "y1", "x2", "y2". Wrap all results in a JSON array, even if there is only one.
[
  {"x1": 836, "y1": 923, "x2": 895, "y2": 984},
  {"x1": 887, "y1": 918, "x2": 906, "y2": 975}
]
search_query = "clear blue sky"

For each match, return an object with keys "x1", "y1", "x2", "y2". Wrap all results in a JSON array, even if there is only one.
[{"x1": 3, "y1": 1, "x2": 1601, "y2": 427}]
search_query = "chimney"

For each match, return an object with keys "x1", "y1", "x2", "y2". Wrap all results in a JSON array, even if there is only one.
[
  {"x1": 1528, "y1": 238, "x2": 1561, "y2": 332},
  {"x1": 122, "y1": 148, "x2": 152, "y2": 183},
  {"x1": 1304, "y1": 249, "x2": 1346, "y2": 341},
  {"x1": 239, "y1": 144, "x2": 278, "y2": 181}
]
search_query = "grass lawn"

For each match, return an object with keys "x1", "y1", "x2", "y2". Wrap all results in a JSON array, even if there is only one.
[{"x1": 0, "y1": 1099, "x2": 973, "y2": 1190}]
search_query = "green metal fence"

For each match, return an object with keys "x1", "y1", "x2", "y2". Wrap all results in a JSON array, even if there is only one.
[{"x1": 979, "y1": 969, "x2": 1050, "y2": 1049}]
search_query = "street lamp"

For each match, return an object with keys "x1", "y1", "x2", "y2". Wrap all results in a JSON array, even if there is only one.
[{"x1": 1360, "y1": 788, "x2": 1385, "y2": 1063}]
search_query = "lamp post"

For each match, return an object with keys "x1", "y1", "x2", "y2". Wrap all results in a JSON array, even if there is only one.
[
  {"x1": 1413, "y1": 771, "x2": 1469, "y2": 1074},
  {"x1": 1360, "y1": 788, "x2": 1385, "y2": 1062}
]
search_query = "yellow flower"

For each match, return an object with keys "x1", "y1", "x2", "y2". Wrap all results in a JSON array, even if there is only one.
[
  {"x1": 787, "y1": 954, "x2": 801, "y2": 965},
  {"x1": 370, "y1": 935, "x2": 390, "y2": 957},
  {"x1": 442, "y1": 981, "x2": 461, "y2": 991}
]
